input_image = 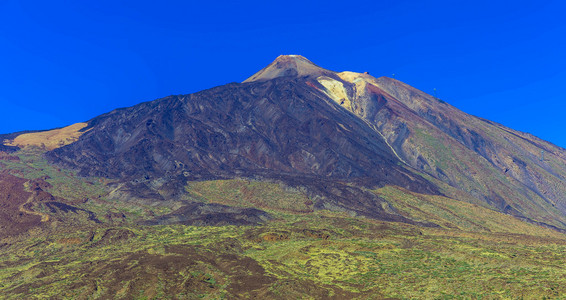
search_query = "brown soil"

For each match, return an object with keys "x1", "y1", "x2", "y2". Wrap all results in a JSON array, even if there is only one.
[
  {"x1": 0, "y1": 174, "x2": 82, "y2": 238},
  {"x1": 0, "y1": 152, "x2": 20, "y2": 161},
  {"x1": 301, "y1": 229, "x2": 331, "y2": 240},
  {"x1": 8, "y1": 243, "x2": 277, "y2": 299},
  {"x1": 261, "y1": 231, "x2": 290, "y2": 242},
  {"x1": 56, "y1": 237, "x2": 83, "y2": 245},
  {"x1": 0, "y1": 173, "x2": 42, "y2": 238},
  {"x1": 91, "y1": 228, "x2": 135, "y2": 247}
]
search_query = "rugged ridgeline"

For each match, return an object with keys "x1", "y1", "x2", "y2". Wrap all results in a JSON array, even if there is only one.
[
  {"x1": 239, "y1": 55, "x2": 566, "y2": 229},
  {"x1": 305, "y1": 70, "x2": 566, "y2": 229},
  {"x1": 5, "y1": 55, "x2": 566, "y2": 229}
]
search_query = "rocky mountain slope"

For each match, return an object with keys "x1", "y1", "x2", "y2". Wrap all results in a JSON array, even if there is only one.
[
  {"x1": 20, "y1": 54, "x2": 563, "y2": 230},
  {"x1": 42, "y1": 64, "x2": 441, "y2": 223},
  {"x1": 302, "y1": 67, "x2": 566, "y2": 229},
  {"x1": 3, "y1": 55, "x2": 566, "y2": 298}
]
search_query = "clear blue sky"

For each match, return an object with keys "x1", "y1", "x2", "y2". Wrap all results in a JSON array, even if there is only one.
[{"x1": 1, "y1": 1, "x2": 565, "y2": 147}]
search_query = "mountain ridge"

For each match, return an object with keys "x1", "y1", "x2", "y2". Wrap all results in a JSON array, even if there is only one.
[
  {"x1": 3, "y1": 55, "x2": 566, "y2": 230},
  {"x1": 5, "y1": 55, "x2": 566, "y2": 298}
]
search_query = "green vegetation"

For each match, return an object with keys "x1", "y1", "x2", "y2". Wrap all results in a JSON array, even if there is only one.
[
  {"x1": 374, "y1": 185, "x2": 564, "y2": 236},
  {"x1": 1, "y1": 147, "x2": 107, "y2": 201},
  {"x1": 410, "y1": 127, "x2": 566, "y2": 230},
  {"x1": 186, "y1": 179, "x2": 313, "y2": 212},
  {"x1": 3, "y1": 151, "x2": 566, "y2": 298},
  {"x1": 2, "y1": 211, "x2": 566, "y2": 299},
  {"x1": 1, "y1": 148, "x2": 173, "y2": 222}
]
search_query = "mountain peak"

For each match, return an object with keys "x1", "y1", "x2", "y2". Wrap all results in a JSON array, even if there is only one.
[
  {"x1": 243, "y1": 55, "x2": 334, "y2": 83},
  {"x1": 275, "y1": 54, "x2": 309, "y2": 61}
]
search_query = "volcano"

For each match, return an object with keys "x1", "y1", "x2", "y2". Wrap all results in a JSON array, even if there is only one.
[
  {"x1": 17, "y1": 54, "x2": 562, "y2": 229},
  {"x1": 3, "y1": 55, "x2": 566, "y2": 298}
]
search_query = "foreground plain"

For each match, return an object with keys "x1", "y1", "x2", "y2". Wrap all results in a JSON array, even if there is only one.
[{"x1": 2, "y1": 149, "x2": 566, "y2": 299}]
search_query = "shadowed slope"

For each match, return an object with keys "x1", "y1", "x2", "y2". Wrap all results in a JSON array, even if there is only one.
[{"x1": 45, "y1": 77, "x2": 438, "y2": 222}]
